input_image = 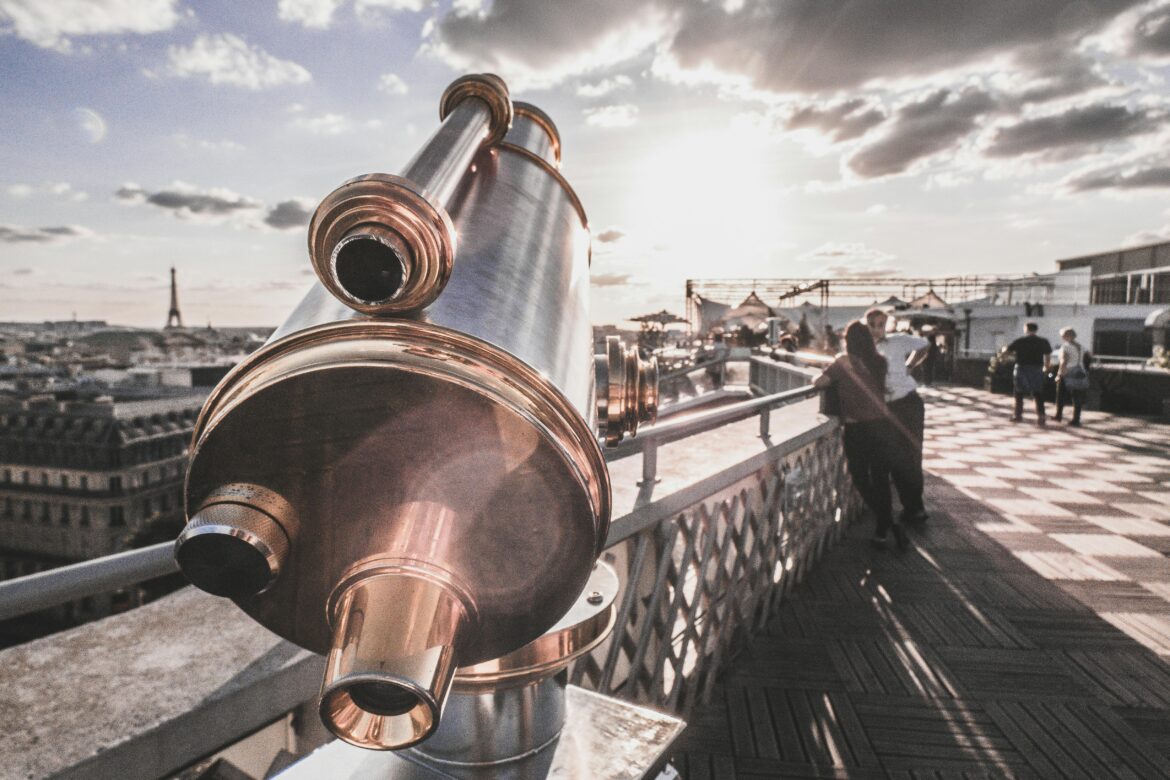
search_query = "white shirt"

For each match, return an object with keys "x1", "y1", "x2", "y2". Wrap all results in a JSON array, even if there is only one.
[
  {"x1": 1054, "y1": 341, "x2": 1084, "y2": 377},
  {"x1": 877, "y1": 332, "x2": 929, "y2": 401}
]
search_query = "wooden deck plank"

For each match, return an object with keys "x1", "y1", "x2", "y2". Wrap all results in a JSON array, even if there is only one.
[
  {"x1": 668, "y1": 390, "x2": 1170, "y2": 778},
  {"x1": 762, "y1": 687, "x2": 807, "y2": 762}
]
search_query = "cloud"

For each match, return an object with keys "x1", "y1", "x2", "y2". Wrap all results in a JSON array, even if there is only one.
[
  {"x1": 263, "y1": 198, "x2": 315, "y2": 229},
  {"x1": 278, "y1": 0, "x2": 424, "y2": 28},
  {"x1": 784, "y1": 99, "x2": 886, "y2": 143},
  {"x1": 591, "y1": 272, "x2": 633, "y2": 286},
  {"x1": 0, "y1": 0, "x2": 180, "y2": 50},
  {"x1": 75, "y1": 107, "x2": 106, "y2": 143},
  {"x1": 291, "y1": 112, "x2": 352, "y2": 135},
  {"x1": 1065, "y1": 160, "x2": 1170, "y2": 191},
  {"x1": 48, "y1": 181, "x2": 88, "y2": 201},
  {"x1": 663, "y1": 0, "x2": 1142, "y2": 95},
  {"x1": 803, "y1": 242, "x2": 900, "y2": 277},
  {"x1": 277, "y1": 0, "x2": 345, "y2": 28},
  {"x1": 425, "y1": 0, "x2": 670, "y2": 90},
  {"x1": 6, "y1": 181, "x2": 87, "y2": 200},
  {"x1": 1129, "y1": 2, "x2": 1170, "y2": 58},
  {"x1": 596, "y1": 227, "x2": 626, "y2": 243},
  {"x1": 577, "y1": 75, "x2": 633, "y2": 98},
  {"x1": 115, "y1": 181, "x2": 262, "y2": 221},
  {"x1": 848, "y1": 88, "x2": 999, "y2": 178},
  {"x1": 166, "y1": 34, "x2": 312, "y2": 90},
  {"x1": 1002, "y1": 46, "x2": 1113, "y2": 104},
  {"x1": 172, "y1": 132, "x2": 244, "y2": 152},
  {"x1": 0, "y1": 224, "x2": 93, "y2": 243},
  {"x1": 377, "y1": 72, "x2": 408, "y2": 95},
  {"x1": 584, "y1": 104, "x2": 638, "y2": 128},
  {"x1": 984, "y1": 103, "x2": 1163, "y2": 159}
]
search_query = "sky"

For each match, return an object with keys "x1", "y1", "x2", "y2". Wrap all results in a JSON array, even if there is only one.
[{"x1": 2, "y1": 0, "x2": 1170, "y2": 328}]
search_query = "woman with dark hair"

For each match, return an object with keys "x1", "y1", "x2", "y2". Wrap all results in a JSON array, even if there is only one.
[{"x1": 814, "y1": 321, "x2": 910, "y2": 550}]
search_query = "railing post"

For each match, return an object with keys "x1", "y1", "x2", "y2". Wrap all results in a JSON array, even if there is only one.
[
  {"x1": 639, "y1": 440, "x2": 659, "y2": 486},
  {"x1": 759, "y1": 405, "x2": 771, "y2": 439}
]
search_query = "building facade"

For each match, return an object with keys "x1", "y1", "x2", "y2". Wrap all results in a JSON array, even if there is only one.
[
  {"x1": 1058, "y1": 240, "x2": 1170, "y2": 306},
  {"x1": 0, "y1": 394, "x2": 203, "y2": 634}
]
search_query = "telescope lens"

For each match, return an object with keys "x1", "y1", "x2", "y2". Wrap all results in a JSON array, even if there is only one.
[
  {"x1": 176, "y1": 532, "x2": 272, "y2": 599},
  {"x1": 334, "y1": 235, "x2": 407, "y2": 304},
  {"x1": 348, "y1": 681, "x2": 421, "y2": 717}
]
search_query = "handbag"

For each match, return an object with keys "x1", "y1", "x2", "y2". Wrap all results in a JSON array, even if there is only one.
[{"x1": 1063, "y1": 345, "x2": 1090, "y2": 390}]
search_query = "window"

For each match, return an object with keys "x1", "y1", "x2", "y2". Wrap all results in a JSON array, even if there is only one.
[
  {"x1": 80, "y1": 506, "x2": 90, "y2": 527},
  {"x1": 2, "y1": 469, "x2": 9, "y2": 483},
  {"x1": 59, "y1": 505, "x2": 70, "y2": 526},
  {"x1": 40, "y1": 502, "x2": 50, "y2": 524},
  {"x1": 109, "y1": 476, "x2": 122, "y2": 493},
  {"x1": 60, "y1": 474, "x2": 69, "y2": 490},
  {"x1": 22, "y1": 501, "x2": 30, "y2": 520},
  {"x1": 109, "y1": 506, "x2": 124, "y2": 527},
  {"x1": 80, "y1": 476, "x2": 88, "y2": 491},
  {"x1": 21, "y1": 471, "x2": 28, "y2": 485},
  {"x1": 40, "y1": 473, "x2": 48, "y2": 487}
]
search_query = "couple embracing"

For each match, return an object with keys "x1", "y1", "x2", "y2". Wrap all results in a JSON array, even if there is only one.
[{"x1": 814, "y1": 308, "x2": 930, "y2": 550}]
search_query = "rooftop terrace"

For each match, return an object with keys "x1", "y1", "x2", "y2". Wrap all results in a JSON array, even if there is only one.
[{"x1": 673, "y1": 386, "x2": 1170, "y2": 778}]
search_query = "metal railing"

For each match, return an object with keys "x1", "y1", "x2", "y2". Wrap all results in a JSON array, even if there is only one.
[
  {"x1": 575, "y1": 411, "x2": 855, "y2": 716},
  {"x1": 0, "y1": 359, "x2": 828, "y2": 623},
  {"x1": 2, "y1": 362, "x2": 856, "y2": 778}
]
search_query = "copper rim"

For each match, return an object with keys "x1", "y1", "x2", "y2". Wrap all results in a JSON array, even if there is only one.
[
  {"x1": 306, "y1": 174, "x2": 455, "y2": 315},
  {"x1": 439, "y1": 73, "x2": 513, "y2": 146},
  {"x1": 187, "y1": 319, "x2": 611, "y2": 553},
  {"x1": 496, "y1": 143, "x2": 588, "y2": 232},
  {"x1": 512, "y1": 101, "x2": 562, "y2": 166}
]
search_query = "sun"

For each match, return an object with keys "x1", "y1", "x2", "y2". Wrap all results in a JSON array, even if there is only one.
[{"x1": 621, "y1": 125, "x2": 787, "y2": 280}]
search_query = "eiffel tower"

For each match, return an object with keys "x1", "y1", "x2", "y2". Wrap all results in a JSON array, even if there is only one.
[{"x1": 165, "y1": 267, "x2": 184, "y2": 329}]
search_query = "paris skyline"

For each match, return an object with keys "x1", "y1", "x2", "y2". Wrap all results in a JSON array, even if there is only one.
[{"x1": 2, "y1": 1, "x2": 1170, "y2": 327}]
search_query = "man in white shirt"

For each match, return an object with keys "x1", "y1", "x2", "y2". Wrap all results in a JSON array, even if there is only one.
[{"x1": 865, "y1": 308, "x2": 931, "y2": 524}]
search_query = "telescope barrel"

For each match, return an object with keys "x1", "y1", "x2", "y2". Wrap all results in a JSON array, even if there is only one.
[{"x1": 174, "y1": 74, "x2": 656, "y2": 752}]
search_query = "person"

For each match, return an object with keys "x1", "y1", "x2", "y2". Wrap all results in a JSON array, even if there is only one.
[
  {"x1": 1007, "y1": 321, "x2": 1052, "y2": 426},
  {"x1": 706, "y1": 332, "x2": 729, "y2": 389},
  {"x1": 865, "y1": 308, "x2": 930, "y2": 525},
  {"x1": 823, "y1": 324, "x2": 841, "y2": 353},
  {"x1": 922, "y1": 334, "x2": 939, "y2": 386},
  {"x1": 1053, "y1": 326, "x2": 1089, "y2": 427},
  {"x1": 814, "y1": 321, "x2": 911, "y2": 551}
]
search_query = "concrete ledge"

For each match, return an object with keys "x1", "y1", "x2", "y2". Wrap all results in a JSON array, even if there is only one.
[
  {"x1": 0, "y1": 396, "x2": 831, "y2": 780},
  {"x1": 1, "y1": 588, "x2": 322, "y2": 780}
]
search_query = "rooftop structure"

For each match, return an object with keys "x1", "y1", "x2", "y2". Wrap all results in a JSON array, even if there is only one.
[
  {"x1": 0, "y1": 392, "x2": 204, "y2": 644},
  {"x1": 1056, "y1": 239, "x2": 1170, "y2": 305}
]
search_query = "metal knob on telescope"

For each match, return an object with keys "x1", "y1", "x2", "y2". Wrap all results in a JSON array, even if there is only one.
[
  {"x1": 596, "y1": 336, "x2": 659, "y2": 446},
  {"x1": 174, "y1": 484, "x2": 296, "y2": 600}
]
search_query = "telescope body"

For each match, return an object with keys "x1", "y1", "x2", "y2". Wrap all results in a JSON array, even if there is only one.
[{"x1": 175, "y1": 76, "x2": 655, "y2": 750}]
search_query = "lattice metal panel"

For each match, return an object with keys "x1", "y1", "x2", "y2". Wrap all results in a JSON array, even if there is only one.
[{"x1": 574, "y1": 427, "x2": 859, "y2": 717}]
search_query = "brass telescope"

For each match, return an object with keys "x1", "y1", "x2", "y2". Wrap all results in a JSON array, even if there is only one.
[{"x1": 174, "y1": 74, "x2": 657, "y2": 751}]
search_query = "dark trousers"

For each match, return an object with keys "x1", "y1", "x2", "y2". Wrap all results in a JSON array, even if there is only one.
[
  {"x1": 1054, "y1": 380, "x2": 1084, "y2": 423},
  {"x1": 887, "y1": 392, "x2": 925, "y2": 515},
  {"x1": 1012, "y1": 365, "x2": 1046, "y2": 420},
  {"x1": 842, "y1": 420, "x2": 897, "y2": 535}
]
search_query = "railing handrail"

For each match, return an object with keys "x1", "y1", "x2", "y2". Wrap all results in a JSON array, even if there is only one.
[
  {"x1": 0, "y1": 541, "x2": 177, "y2": 622},
  {"x1": 605, "y1": 384, "x2": 817, "y2": 460},
  {"x1": 0, "y1": 364, "x2": 824, "y2": 624}
]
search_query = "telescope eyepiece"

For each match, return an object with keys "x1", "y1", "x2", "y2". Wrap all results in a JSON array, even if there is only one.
[{"x1": 332, "y1": 231, "x2": 408, "y2": 305}]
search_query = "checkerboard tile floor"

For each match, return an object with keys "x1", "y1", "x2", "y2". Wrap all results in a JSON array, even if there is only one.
[{"x1": 925, "y1": 386, "x2": 1170, "y2": 658}]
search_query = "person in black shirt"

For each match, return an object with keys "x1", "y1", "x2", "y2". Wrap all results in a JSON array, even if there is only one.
[{"x1": 1007, "y1": 321, "x2": 1052, "y2": 427}]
